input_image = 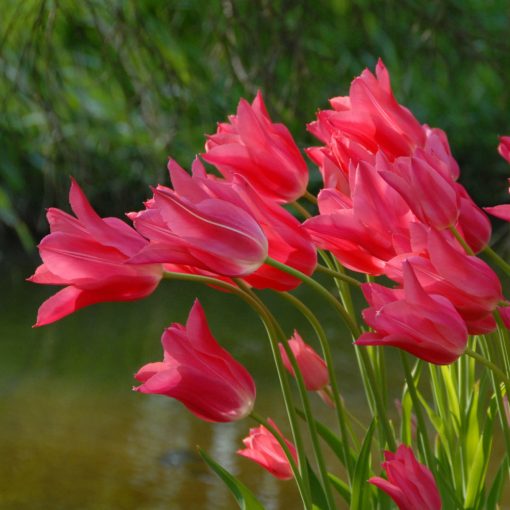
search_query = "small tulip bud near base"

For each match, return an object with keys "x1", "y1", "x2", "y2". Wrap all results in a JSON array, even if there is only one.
[
  {"x1": 237, "y1": 419, "x2": 297, "y2": 480},
  {"x1": 369, "y1": 445, "x2": 442, "y2": 510},
  {"x1": 134, "y1": 299, "x2": 256, "y2": 423}
]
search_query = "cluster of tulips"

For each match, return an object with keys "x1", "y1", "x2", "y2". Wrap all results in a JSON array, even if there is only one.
[{"x1": 30, "y1": 60, "x2": 510, "y2": 509}]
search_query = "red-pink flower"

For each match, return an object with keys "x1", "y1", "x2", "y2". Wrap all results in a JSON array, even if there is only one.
[
  {"x1": 379, "y1": 150, "x2": 460, "y2": 229},
  {"x1": 131, "y1": 158, "x2": 316, "y2": 290},
  {"x1": 28, "y1": 178, "x2": 163, "y2": 327},
  {"x1": 237, "y1": 419, "x2": 297, "y2": 480},
  {"x1": 203, "y1": 91, "x2": 308, "y2": 203},
  {"x1": 129, "y1": 160, "x2": 268, "y2": 277},
  {"x1": 304, "y1": 155, "x2": 414, "y2": 275},
  {"x1": 385, "y1": 228, "x2": 502, "y2": 333},
  {"x1": 279, "y1": 331, "x2": 332, "y2": 406},
  {"x1": 498, "y1": 136, "x2": 510, "y2": 163},
  {"x1": 134, "y1": 299, "x2": 255, "y2": 422},
  {"x1": 369, "y1": 445, "x2": 442, "y2": 510},
  {"x1": 357, "y1": 261, "x2": 468, "y2": 364}
]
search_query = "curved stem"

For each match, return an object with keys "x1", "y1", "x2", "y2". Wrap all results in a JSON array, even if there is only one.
[
  {"x1": 303, "y1": 190, "x2": 318, "y2": 205},
  {"x1": 290, "y1": 201, "x2": 312, "y2": 219},
  {"x1": 281, "y1": 291, "x2": 354, "y2": 479},
  {"x1": 450, "y1": 225, "x2": 475, "y2": 256},
  {"x1": 483, "y1": 245, "x2": 510, "y2": 278},
  {"x1": 315, "y1": 264, "x2": 361, "y2": 287},
  {"x1": 465, "y1": 347, "x2": 510, "y2": 388},
  {"x1": 264, "y1": 257, "x2": 360, "y2": 337},
  {"x1": 163, "y1": 271, "x2": 312, "y2": 508},
  {"x1": 235, "y1": 281, "x2": 335, "y2": 509}
]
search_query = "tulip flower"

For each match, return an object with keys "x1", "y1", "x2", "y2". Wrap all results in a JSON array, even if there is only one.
[
  {"x1": 369, "y1": 445, "x2": 442, "y2": 510},
  {"x1": 279, "y1": 331, "x2": 332, "y2": 406},
  {"x1": 28, "y1": 178, "x2": 163, "y2": 326},
  {"x1": 379, "y1": 151, "x2": 460, "y2": 229},
  {"x1": 385, "y1": 228, "x2": 502, "y2": 333},
  {"x1": 131, "y1": 158, "x2": 316, "y2": 290},
  {"x1": 237, "y1": 419, "x2": 297, "y2": 480},
  {"x1": 307, "y1": 59, "x2": 426, "y2": 162},
  {"x1": 304, "y1": 156, "x2": 414, "y2": 275},
  {"x1": 134, "y1": 299, "x2": 255, "y2": 422},
  {"x1": 357, "y1": 261, "x2": 468, "y2": 364},
  {"x1": 203, "y1": 91, "x2": 308, "y2": 203},
  {"x1": 129, "y1": 159, "x2": 268, "y2": 277},
  {"x1": 498, "y1": 136, "x2": 510, "y2": 163}
]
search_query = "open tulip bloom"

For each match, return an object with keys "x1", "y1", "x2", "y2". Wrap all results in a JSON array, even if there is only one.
[{"x1": 30, "y1": 61, "x2": 510, "y2": 509}]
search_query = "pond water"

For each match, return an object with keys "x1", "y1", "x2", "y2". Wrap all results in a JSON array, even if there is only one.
[{"x1": 0, "y1": 250, "x2": 506, "y2": 509}]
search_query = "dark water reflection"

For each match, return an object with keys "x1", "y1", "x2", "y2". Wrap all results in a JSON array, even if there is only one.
[{"x1": 7, "y1": 251, "x2": 500, "y2": 508}]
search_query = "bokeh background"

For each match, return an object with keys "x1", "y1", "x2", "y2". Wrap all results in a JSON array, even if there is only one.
[
  {"x1": 1, "y1": 1, "x2": 510, "y2": 509},
  {"x1": 2, "y1": 0, "x2": 510, "y2": 250}
]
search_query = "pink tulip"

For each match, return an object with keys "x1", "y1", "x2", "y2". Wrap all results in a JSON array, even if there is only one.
[
  {"x1": 237, "y1": 419, "x2": 297, "y2": 480},
  {"x1": 134, "y1": 299, "x2": 255, "y2": 422},
  {"x1": 28, "y1": 178, "x2": 163, "y2": 327},
  {"x1": 379, "y1": 151, "x2": 459, "y2": 229},
  {"x1": 385, "y1": 228, "x2": 502, "y2": 333},
  {"x1": 279, "y1": 331, "x2": 332, "y2": 406},
  {"x1": 203, "y1": 91, "x2": 308, "y2": 203},
  {"x1": 498, "y1": 136, "x2": 510, "y2": 163},
  {"x1": 129, "y1": 159, "x2": 268, "y2": 277},
  {"x1": 369, "y1": 445, "x2": 442, "y2": 510},
  {"x1": 304, "y1": 155, "x2": 415, "y2": 275},
  {"x1": 357, "y1": 261, "x2": 468, "y2": 364},
  {"x1": 131, "y1": 158, "x2": 315, "y2": 290},
  {"x1": 308, "y1": 59, "x2": 425, "y2": 163}
]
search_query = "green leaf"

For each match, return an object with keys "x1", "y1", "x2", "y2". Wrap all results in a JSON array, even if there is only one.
[
  {"x1": 295, "y1": 408, "x2": 356, "y2": 468},
  {"x1": 198, "y1": 448, "x2": 265, "y2": 510},
  {"x1": 328, "y1": 473, "x2": 351, "y2": 505},
  {"x1": 350, "y1": 419, "x2": 375, "y2": 510},
  {"x1": 486, "y1": 457, "x2": 508, "y2": 510},
  {"x1": 306, "y1": 460, "x2": 328, "y2": 510}
]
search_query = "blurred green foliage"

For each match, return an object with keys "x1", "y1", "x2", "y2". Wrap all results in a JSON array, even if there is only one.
[{"x1": 1, "y1": 0, "x2": 509, "y2": 249}]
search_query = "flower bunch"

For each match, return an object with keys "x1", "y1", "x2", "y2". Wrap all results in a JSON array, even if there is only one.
[{"x1": 30, "y1": 61, "x2": 510, "y2": 509}]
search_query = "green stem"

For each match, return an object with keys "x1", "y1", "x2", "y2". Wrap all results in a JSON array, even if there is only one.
[
  {"x1": 290, "y1": 201, "x2": 312, "y2": 219},
  {"x1": 264, "y1": 257, "x2": 360, "y2": 337},
  {"x1": 400, "y1": 353, "x2": 434, "y2": 468},
  {"x1": 303, "y1": 190, "x2": 318, "y2": 205},
  {"x1": 483, "y1": 245, "x2": 510, "y2": 278},
  {"x1": 315, "y1": 263, "x2": 361, "y2": 287},
  {"x1": 235, "y1": 281, "x2": 335, "y2": 509},
  {"x1": 450, "y1": 225, "x2": 475, "y2": 256},
  {"x1": 464, "y1": 347, "x2": 510, "y2": 388},
  {"x1": 280, "y1": 291, "x2": 355, "y2": 480}
]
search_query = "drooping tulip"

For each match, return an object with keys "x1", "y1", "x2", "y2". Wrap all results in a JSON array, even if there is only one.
[
  {"x1": 134, "y1": 299, "x2": 256, "y2": 423},
  {"x1": 237, "y1": 418, "x2": 297, "y2": 480},
  {"x1": 203, "y1": 91, "x2": 309, "y2": 203},
  {"x1": 357, "y1": 261, "x2": 468, "y2": 364},
  {"x1": 369, "y1": 445, "x2": 442, "y2": 510},
  {"x1": 129, "y1": 159, "x2": 268, "y2": 278},
  {"x1": 131, "y1": 158, "x2": 316, "y2": 290},
  {"x1": 28, "y1": 178, "x2": 163, "y2": 326},
  {"x1": 279, "y1": 331, "x2": 332, "y2": 406}
]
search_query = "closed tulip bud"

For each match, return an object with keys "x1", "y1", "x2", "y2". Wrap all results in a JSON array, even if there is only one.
[
  {"x1": 134, "y1": 300, "x2": 256, "y2": 423},
  {"x1": 237, "y1": 419, "x2": 297, "y2": 480},
  {"x1": 28, "y1": 178, "x2": 163, "y2": 326},
  {"x1": 369, "y1": 445, "x2": 442, "y2": 510}
]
